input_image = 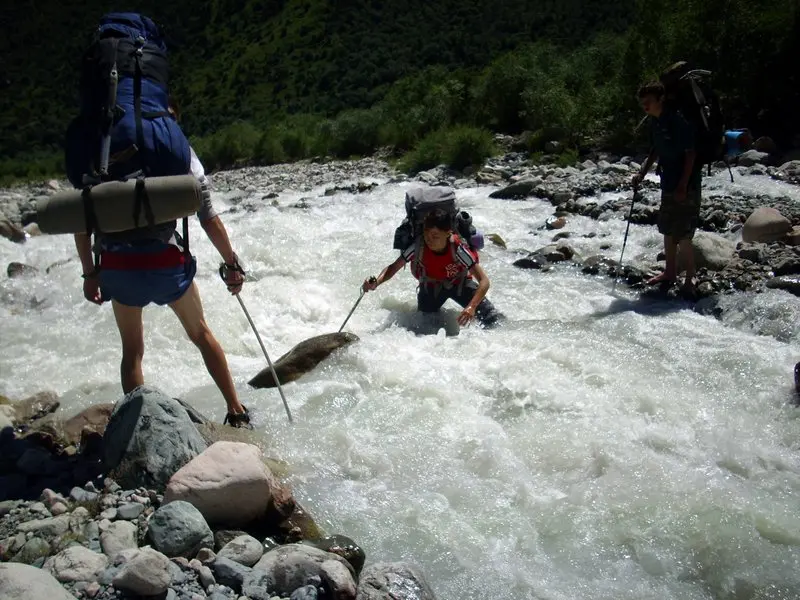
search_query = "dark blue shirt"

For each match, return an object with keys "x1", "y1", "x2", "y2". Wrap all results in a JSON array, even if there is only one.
[{"x1": 648, "y1": 109, "x2": 702, "y2": 192}]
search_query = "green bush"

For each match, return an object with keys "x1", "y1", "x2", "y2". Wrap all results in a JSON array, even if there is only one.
[
  {"x1": 555, "y1": 147, "x2": 580, "y2": 168},
  {"x1": 445, "y1": 126, "x2": 497, "y2": 170},
  {"x1": 0, "y1": 151, "x2": 63, "y2": 187},
  {"x1": 254, "y1": 131, "x2": 287, "y2": 165},
  {"x1": 399, "y1": 126, "x2": 496, "y2": 173},
  {"x1": 193, "y1": 120, "x2": 261, "y2": 170},
  {"x1": 326, "y1": 108, "x2": 383, "y2": 158},
  {"x1": 377, "y1": 67, "x2": 472, "y2": 152}
]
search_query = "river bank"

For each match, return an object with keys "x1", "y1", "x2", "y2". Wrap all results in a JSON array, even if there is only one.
[{"x1": 3, "y1": 150, "x2": 800, "y2": 600}]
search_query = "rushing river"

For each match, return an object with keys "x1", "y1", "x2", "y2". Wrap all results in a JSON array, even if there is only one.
[{"x1": 2, "y1": 170, "x2": 800, "y2": 599}]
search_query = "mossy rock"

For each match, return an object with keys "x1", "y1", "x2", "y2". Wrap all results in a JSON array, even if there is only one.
[{"x1": 10, "y1": 537, "x2": 51, "y2": 565}]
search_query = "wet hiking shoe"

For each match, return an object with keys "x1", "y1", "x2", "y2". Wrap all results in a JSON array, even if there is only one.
[{"x1": 224, "y1": 406, "x2": 254, "y2": 430}]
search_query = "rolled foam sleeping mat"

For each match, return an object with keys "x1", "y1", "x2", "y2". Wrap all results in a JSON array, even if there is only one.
[{"x1": 35, "y1": 175, "x2": 202, "y2": 235}]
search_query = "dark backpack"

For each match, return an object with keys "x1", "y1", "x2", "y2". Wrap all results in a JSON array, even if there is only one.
[
  {"x1": 65, "y1": 13, "x2": 190, "y2": 188},
  {"x1": 659, "y1": 61, "x2": 726, "y2": 173},
  {"x1": 392, "y1": 187, "x2": 484, "y2": 252}
]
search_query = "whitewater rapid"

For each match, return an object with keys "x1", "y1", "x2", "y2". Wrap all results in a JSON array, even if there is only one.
[{"x1": 2, "y1": 169, "x2": 800, "y2": 599}]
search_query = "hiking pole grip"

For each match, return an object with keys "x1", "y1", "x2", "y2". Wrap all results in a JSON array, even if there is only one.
[
  {"x1": 338, "y1": 277, "x2": 375, "y2": 333},
  {"x1": 612, "y1": 181, "x2": 639, "y2": 294},
  {"x1": 236, "y1": 295, "x2": 293, "y2": 424}
]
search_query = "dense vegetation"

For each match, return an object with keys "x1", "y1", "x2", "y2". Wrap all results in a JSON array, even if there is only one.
[{"x1": 1, "y1": 0, "x2": 797, "y2": 184}]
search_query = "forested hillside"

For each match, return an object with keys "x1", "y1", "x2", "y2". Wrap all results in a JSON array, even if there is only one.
[{"x1": 0, "y1": 0, "x2": 797, "y2": 181}]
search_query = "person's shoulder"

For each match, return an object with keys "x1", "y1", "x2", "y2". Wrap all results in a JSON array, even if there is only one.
[{"x1": 401, "y1": 242, "x2": 416, "y2": 261}]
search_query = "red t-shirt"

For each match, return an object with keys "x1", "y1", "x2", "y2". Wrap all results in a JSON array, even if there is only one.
[{"x1": 402, "y1": 234, "x2": 478, "y2": 283}]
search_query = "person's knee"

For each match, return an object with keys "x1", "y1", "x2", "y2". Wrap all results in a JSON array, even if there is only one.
[{"x1": 187, "y1": 321, "x2": 217, "y2": 349}]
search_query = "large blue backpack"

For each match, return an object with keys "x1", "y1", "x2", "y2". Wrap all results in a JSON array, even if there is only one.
[{"x1": 65, "y1": 13, "x2": 190, "y2": 188}]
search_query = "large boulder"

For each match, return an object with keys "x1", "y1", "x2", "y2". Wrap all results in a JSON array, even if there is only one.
[
  {"x1": 244, "y1": 543, "x2": 356, "y2": 599},
  {"x1": 777, "y1": 160, "x2": 800, "y2": 180},
  {"x1": 488, "y1": 178, "x2": 542, "y2": 200},
  {"x1": 0, "y1": 562, "x2": 78, "y2": 600},
  {"x1": 736, "y1": 149, "x2": 769, "y2": 167},
  {"x1": 147, "y1": 500, "x2": 214, "y2": 559},
  {"x1": 686, "y1": 231, "x2": 737, "y2": 272},
  {"x1": 742, "y1": 207, "x2": 792, "y2": 243},
  {"x1": 356, "y1": 562, "x2": 437, "y2": 600},
  {"x1": 164, "y1": 441, "x2": 293, "y2": 528},
  {"x1": 753, "y1": 136, "x2": 778, "y2": 155},
  {"x1": 103, "y1": 385, "x2": 207, "y2": 491}
]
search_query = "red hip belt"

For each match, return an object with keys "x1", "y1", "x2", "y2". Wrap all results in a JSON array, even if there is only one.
[{"x1": 100, "y1": 245, "x2": 186, "y2": 270}]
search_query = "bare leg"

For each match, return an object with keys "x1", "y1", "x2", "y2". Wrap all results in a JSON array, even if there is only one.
[
  {"x1": 679, "y1": 238, "x2": 696, "y2": 292},
  {"x1": 111, "y1": 300, "x2": 145, "y2": 394},
  {"x1": 647, "y1": 235, "x2": 678, "y2": 285},
  {"x1": 169, "y1": 282, "x2": 245, "y2": 415}
]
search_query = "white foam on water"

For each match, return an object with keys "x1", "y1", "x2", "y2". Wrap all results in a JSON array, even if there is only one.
[{"x1": 2, "y1": 172, "x2": 800, "y2": 599}]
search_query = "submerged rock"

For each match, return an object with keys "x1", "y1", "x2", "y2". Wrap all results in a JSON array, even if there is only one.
[{"x1": 248, "y1": 332, "x2": 359, "y2": 389}]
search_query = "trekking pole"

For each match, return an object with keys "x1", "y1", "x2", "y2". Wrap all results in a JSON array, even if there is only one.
[
  {"x1": 338, "y1": 277, "x2": 375, "y2": 333},
  {"x1": 236, "y1": 295, "x2": 293, "y2": 424},
  {"x1": 611, "y1": 181, "x2": 639, "y2": 294}
]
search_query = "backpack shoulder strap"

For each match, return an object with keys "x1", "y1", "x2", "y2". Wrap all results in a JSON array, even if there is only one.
[{"x1": 414, "y1": 236, "x2": 426, "y2": 283}]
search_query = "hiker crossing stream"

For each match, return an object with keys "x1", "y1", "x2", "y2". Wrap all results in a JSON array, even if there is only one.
[{"x1": 2, "y1": 165, "x2": 800, "y2": 599}]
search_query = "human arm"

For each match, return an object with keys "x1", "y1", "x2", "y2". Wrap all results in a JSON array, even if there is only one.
[
  {"x1": 191, "y1": 146, "x2": 243, "y2": 294},
  {"x1": 201, "y1": 216, "x2": 243, "y2": 294},
  {"x1": 633, "y1": 149, "x2": 657, "y2": 187},
  {"x1": 363, "y1": 255, "x2": 405, "y2": 292},
  {"x1": 458, "y1": 263, "x2": 490, "y2": 326},
  {"x1": 74, "y1": 233, "x2": 102, "y2": 304}
]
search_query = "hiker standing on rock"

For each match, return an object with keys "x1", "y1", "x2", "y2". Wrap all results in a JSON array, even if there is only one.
[
  {"x1": 67, "y1": 14, "x2": 253, "y2": 429},
  {"x1": 633, "y1": 81, "x2": 703, "y2": 295}
]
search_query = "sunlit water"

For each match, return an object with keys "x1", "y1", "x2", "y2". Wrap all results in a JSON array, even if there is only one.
[{"x1": 2, "y1": 169, "x2": 800, "y2": 599}]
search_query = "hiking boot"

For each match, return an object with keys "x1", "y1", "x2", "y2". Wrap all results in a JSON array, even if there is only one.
[{"x1": 224, "y1": 406, "x2": 254, "y2": 430}]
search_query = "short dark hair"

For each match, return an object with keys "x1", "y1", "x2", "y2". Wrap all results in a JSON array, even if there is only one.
[
  {"x1": 637, "y1": 81, "x2": 665, "y2": 100},
  {"x1": 423, "y1": 210, "x2": 453, "y2": 231}
]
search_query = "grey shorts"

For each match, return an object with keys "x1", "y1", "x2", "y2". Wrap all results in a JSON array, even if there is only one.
[{"x1": 657, "y1": 189, "x2": 701, "y2": 240}]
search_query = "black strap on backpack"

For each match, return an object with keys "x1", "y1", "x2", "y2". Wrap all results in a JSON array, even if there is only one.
[
  {"x1": 133, "y1": 42, "x2": 147, "y2": 178},
  {"x1": 182, "y1": 216, "x2": 190, "y2": 270},
  {"x1": 81, "y1": 187, "x2": 101, "y2": 271},
  {"x1": 132, "y1": 176, "x2": 156, "y2": 228}
]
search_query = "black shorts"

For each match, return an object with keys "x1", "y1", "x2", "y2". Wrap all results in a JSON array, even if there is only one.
[
  {"x1": 417, "y1": 279, "x2": 503, "y2": 327},
  {"x1": 657, "y1": 189, "x2": 701, "y2": 241}
]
